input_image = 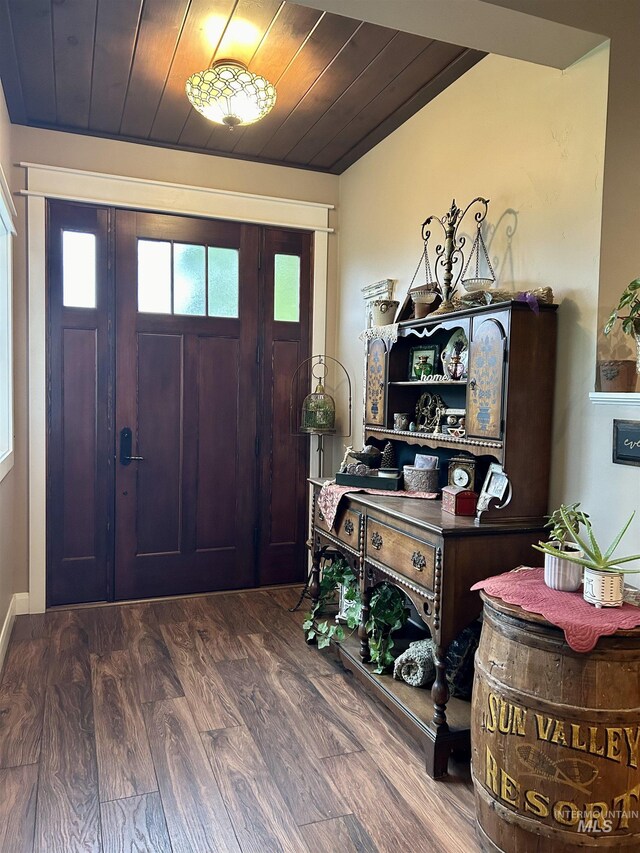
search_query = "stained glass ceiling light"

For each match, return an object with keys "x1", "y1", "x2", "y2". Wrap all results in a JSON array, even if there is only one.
[{"x1": 185, "y1": 60, "x2": 276, "y2": 128}]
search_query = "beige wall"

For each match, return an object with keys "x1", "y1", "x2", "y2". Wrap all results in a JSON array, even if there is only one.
[
  {"x1": 334, "y1": 46, "x2": 640, "y2": 572},
  {"x1": 0, "y1": 82, "x2": 22, "y2": 623},
  {"x1": 485, "y1": 0, "x2": 640, "y2": 362}
]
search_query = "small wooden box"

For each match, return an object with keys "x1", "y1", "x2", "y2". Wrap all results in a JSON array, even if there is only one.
[{"x1": 442, "y1": 485, "x2": 478, "y2": 516}]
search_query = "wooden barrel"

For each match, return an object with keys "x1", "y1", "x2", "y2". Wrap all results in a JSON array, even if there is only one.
[{"x1": 472, "y1": 593, "x2": 640, "y2": 852}]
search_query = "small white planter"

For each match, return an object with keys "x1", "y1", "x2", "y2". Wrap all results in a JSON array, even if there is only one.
[
  {"x1": 583, "y1": 567, "x2": 624, "y2": 608},
  {"x1": 543, "y1": 544, "x2": 583, "y2": 592}
]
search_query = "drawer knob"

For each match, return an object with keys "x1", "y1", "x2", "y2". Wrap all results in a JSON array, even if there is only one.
[
  {"x1": 412, "y1": 551, "x2": 426, "y2": 571},
  {"x1": 344, "y1": 519, "x2": 354, "y2": 536},
  {"x1": 371, "y1": 531, "x2": 383, "y2": 550}
]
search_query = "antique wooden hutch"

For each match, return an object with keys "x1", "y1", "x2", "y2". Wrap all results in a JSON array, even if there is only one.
[{"x1": 309, "y1": 300, "x2": 558, "y2": 777}]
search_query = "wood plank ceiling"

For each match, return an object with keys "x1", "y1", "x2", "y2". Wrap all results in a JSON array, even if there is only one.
[{"x1": 0, "y1": 0, "x2": 484, "y2": 175}]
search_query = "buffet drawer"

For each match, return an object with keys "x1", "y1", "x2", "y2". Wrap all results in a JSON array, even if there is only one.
[
  {"x1": 315, "y1": 503, "x2": 361, "y2": 549},
  {"x1": 365, "y1": 518, "x2": 436, "y2": 589}
]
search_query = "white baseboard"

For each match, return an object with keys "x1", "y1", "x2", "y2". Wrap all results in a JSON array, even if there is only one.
[
  {"x1": 0, "y1": 592, "x2": 31, "y2": 675},
  {"x1": 0, "y1": 594, "x2": 17, "y2": 676},
  {"x1": 14, "y1": 592, "x2": 30, "y2": 615}
]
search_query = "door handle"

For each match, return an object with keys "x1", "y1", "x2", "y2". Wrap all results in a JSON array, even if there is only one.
[{"x1": 119, "y1": 427, "x2": 145, "y2": 465}]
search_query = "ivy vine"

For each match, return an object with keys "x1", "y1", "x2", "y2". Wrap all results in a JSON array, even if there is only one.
[{"x1": 303, "y1": 557, "x2": 408, "y2": 674}]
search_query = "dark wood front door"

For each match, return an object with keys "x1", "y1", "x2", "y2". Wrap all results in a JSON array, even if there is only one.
[{"x1": 47, "y1": 201, "x2": 311, "y2": 605}]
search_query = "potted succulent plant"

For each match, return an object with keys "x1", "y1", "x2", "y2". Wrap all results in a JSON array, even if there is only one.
[
  {"x1": 601, "y1": 278, "x2": 640, "y2": 390},
  {"x1": 533, "y1": 503, "x2": 586, "y2": 592},
  {"x1": 534, "y1": 507, "x2": 640, "y2": 607}
]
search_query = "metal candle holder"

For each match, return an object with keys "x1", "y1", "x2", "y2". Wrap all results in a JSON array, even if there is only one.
[{"x1": 419, "y1": 197, "x2": 495, "y2": 315}]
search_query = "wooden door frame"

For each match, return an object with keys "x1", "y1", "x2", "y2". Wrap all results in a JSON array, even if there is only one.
[{"x1": 22, "y1": 163, "x2": 333, "y2": 613}]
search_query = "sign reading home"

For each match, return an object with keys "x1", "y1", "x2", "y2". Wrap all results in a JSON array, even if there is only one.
[
  {"x1": 613, "y1": 419, "x2": 640, "y2": 467},
  {"x1": 474, "y1": 679, "x2": 640, "y2": 838}
]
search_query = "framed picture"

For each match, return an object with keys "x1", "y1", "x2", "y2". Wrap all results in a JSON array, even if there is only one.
[
  {"x1": 613, "y1": 419, "x2": 640, "y2": 467},
  {"x1": 476, "y1": 462, "x2": 512, "y2": 515},
  {"x1": 408, "y1": 345, "x2": 440, "y2": 381}
]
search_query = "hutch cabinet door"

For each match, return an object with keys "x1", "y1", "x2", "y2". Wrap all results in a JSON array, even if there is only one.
[
  {"x1": 466, "y1": 316, "x2": 507, "y2": 441},
  {"x1": 365, "y1": 338, "x2": 387, "y2": 426}
]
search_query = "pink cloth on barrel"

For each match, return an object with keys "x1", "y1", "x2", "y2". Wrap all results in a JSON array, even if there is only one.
[
  {"x1": 472, "y1": 566, "x2": 640, "y2": 653},
  {"x1": 317, "y1": 481, "x2": 438, "y2": 531}
]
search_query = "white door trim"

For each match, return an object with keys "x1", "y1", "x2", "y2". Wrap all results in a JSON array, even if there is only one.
[{"x1": 22, "y1": 163, "x2": 334, "y2": 613}]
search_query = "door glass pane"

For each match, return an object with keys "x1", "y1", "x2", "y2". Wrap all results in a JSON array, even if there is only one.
[
  {"x1": 63, "y1": 231, "x2": 96, "y2": 308},
  {"x1": 274, "y1": 254, "x2": 300, "y2": 322},
  {"x1": 208, "y1": 247, "x2": 239, "y2": 318},
  {"x1": 138, "y1": 240, "x2": 171, "y2": 314},
  {"x1": 174, "y1": 243, "x2": 206, "y2": 315}
]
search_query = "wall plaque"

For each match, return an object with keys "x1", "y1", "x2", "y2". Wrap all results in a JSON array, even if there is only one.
[{"x1": 613, "y1": 419, "x2": 640, "y2": 467}]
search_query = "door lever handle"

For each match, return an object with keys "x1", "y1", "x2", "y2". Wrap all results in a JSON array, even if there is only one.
[{"x1": 119, "y1": 427, "x2": 144, "y2": 465}]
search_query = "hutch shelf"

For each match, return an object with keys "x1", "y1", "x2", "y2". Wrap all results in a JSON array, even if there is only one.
[{"x1": 308, "y1": 300, "x2": 558, "y2": 778}]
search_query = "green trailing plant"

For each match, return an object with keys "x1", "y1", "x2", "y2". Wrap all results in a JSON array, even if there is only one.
[
  {"x1": 303, "y1": 558, "x2": 359, "y2": 649},
  {"x1": 302, "y1": 560, "x2": 409, "y2": 673},
  {"x1": 366, "y1": 583, "x2": 409, "y2": 674},
  {"x1": 604, "y1": 279, "x2": 640, "y2": 338},
  {"x1": 543, "y1": 502, "x2": 588, "y2": 549},
  {"x1": 533, "y1": 507, "x2": 640, "y2": 574}
]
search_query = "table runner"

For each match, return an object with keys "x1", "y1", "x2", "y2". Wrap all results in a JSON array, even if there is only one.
[
  {"x1": 471, "y1": 566, "x2": 640, "y2": 653},
  {"x1": 317, "y1": 482, "x2": 438, "y2": 531}
]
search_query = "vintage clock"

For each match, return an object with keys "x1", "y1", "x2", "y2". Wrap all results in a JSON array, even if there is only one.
[
  {"x1": 442, "y1": 485, "x2": 478, "y2": 516},
  {"x1": 447, "y1": 455, "x2": 477, "y2": 491}
]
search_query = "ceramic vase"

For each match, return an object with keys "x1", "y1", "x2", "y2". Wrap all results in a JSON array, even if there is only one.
[
  {"x1": 543, "y1": 545, "x2": 583, "y2": 592},
  {"x1": 583, "y1": 567, "x2": 624, "y2": 608}
]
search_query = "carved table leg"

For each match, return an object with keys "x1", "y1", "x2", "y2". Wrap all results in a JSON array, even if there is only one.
[
  {"x1": 306, "y1": 547, "x2": 322, "y2": 645},
  {"x1": 359, "y1": 585, "x2": 371, "y2": 663},
  {"x1": 431, "y1": 644, "x2": 450, "y2": 731},
  {"x1": 425, "y1": 642, "x2": 452, "y2": 778}
]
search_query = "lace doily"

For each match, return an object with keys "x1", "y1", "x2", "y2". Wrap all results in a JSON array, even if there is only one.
[
  {"x1": 472, "y1": 567, "x2": 640, "y2": 653},
  {"x1": 359, "y1": 324, "x2": 399, "y2": 345}
]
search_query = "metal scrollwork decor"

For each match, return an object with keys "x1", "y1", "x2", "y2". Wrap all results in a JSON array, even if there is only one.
[
  {"x1": 344, "y1": 519, "x2": 354, "y2": 536},
  {"x1": 371, "y1": 531, "x2": 383, "y2": 550},
  {"x1": 412, "y1": 551, "x2": 426, "y2": 571}
]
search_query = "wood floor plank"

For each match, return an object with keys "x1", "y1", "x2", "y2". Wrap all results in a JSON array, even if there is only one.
[
  {"x1": 120, "y1": 604, "x2": 183, "y2": 703},
  {"x1": 11, "y1": 612, "x2": 52, "y2": 642},
  {"x1": 161, "y1": 620, "x2": 242, "y2": 732},
  {"x1": 301, "y1": 814, "x2": 376, "y2": 853},
  {"x1": 217, "y1": 656, "x2": 347, "y2": 826},
  {"x1": 214, "y1": 592, "x2": 272, "y2": 635},
  {"x1": 322, "y1": 750, "x2": 441, "y2": 853},
  {"x1": 202, "y1": 726, "x2": 310, "y2": 853},
  {"x1": 242, "y1": 632, "x2": 362, "y2": 759},
  {"x1": 242, "y1": 592, "x2": 338, "y2": 677},
  {"x1": 100, "y1": 793, "x2": 172, "y2": 853},
  {"x1": 84, "y1": 607, "x2": 127, "y2": 655},
  {"x1": 265, "y1": 587, "x2": 308, "y2": 628},
  {"x1": 91, "y1": 650, "x2": 156, "y2": 802},
  {"x1": 35, "y1": 611, "x2": 101, "y2": 853},
  {"x1": 143, "y1": 697, "x2": 241, "y2": 853},
  {"x1": 0, "y1": 638, "x2": 48, "y2": 767},
  {"x1": 153, "y1": 597, "x2": 191, "y2": 625},
  {"x1": 183, "y1": 597, "x2": 248, "y2": 663},
  {"x1": 0, "y1": 763, "x2": 38, "y2": 853},
  {"x1": 312, "y1": 674, "x2": 477, "y2": 851}
]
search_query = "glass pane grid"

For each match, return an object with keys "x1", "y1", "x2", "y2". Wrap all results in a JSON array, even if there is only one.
[{"x1": 137, "y1": 238, "x2": 239, "y2": 319}]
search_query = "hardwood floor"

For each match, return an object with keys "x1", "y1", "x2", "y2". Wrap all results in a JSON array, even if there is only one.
[{"x1": 0, "y1": 588, "x2": 479, "y2": 852}]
